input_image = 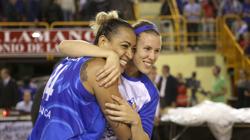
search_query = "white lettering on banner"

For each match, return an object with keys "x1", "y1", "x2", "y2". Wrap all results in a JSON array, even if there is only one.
[
  {"x1": 52, "y1": 31, "x2": 66, "y2": 42},
  {"x1": 39, "y1": 105, "x2": 51, "y2": 119},
  {"x1": 69, "y1": 30, "x2": 81, "y2": 40},
  {"x1": 0, "y1": 44, "x2": 25, "y2": 52},
  {"x1": 0, "y1": 29, "x2": 95, "y2": 56},
  {"x1": 0, "y1": 43, "x2": 60, "y2": 53},
  {"x1": 34, "y1": 31, "x2": 50, "y2": 42},
  {"x1": 85, "y1": 31, "x2": 92, "y2": 41},
  {"x1": 27, "y1": 43, "x2": 44, "y2": 53},
  {"x1": 4, "y1": 31, "x2": 10, "y2": 42},
  {"x1": 18, "y1": 32, "x2": 32, "y2": 42}
]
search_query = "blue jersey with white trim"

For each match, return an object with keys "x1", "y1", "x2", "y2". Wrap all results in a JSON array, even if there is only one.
[
  {"x1": 29, "y1": 57, "x2": 106, "y2": 140},
  {"x1": 102, "y1": 72, "x2": 159, "y2": 139}
]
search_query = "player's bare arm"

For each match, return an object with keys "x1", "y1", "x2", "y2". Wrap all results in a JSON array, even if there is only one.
[{"x1": 80, "y1": 58, "x2": 131, "y2": 140}]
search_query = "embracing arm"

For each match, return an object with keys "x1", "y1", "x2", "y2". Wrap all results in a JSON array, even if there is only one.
[
  {"x1": 59, "y1": 40, "x2": 116, "y2": 58},
  {"x1": 82, "y1": 58, "x2": 131, "y2": 140},
  {"x1": 131, "y1": 122, "x2": 149, "y2": 140},
  {"x1": 105, "y1": 95, "x2": 149, "y2": 140},
  {"x1": 59, "y1": 40, "x2": 120, "y2": 87}
]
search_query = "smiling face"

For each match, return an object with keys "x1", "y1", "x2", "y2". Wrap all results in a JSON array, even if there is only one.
[
  {"x1": 132, "y1": 32, "x2": 161, "y2": 74},
  {"x1": 100, "y1": 27, "x2": 136, "y2": 72}
]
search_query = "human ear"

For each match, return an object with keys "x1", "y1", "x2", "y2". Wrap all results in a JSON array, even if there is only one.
[{"x1": 98, "y1": 35, "x2": 109, "y2": 48}]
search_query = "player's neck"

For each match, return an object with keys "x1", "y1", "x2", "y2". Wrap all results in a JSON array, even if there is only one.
[{"x1": 125, "y1": 63, "x2": 140, "y2": 78}]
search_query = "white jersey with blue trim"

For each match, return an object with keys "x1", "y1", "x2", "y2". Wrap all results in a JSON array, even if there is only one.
[{"x1": 102, "y1": 72, "x2": 159, "y2": 139}]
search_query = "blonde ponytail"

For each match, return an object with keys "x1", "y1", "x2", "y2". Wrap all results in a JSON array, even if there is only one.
[
  {"x1": 91, "y1": 11, "x2": 119, "y2": 35},
  {"x1": 91, "y1": 11, "x2": 133, "y2": 45}
]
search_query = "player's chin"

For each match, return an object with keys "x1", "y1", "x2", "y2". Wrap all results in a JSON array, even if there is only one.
[
  {"x1": 120, "y1": 66, "x2": 125, "y2": 73},
  {"x1": 139, "y1": 66, "x2": 151, "y2": 75}
]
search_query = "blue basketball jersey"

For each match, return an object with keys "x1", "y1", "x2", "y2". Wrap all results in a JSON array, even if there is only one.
[
  {"x1": 29, "y1": 57, "x2": 106, "y2": 140},
  {"x1": 102, "y1": 73, "x2": 159, "y2": 139}
]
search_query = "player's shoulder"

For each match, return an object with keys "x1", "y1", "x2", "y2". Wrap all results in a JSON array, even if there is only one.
[
  {"x1": 143, "y1": 75, "x2": 159, "y2": 99},
  {"x1": 79, "y1": 58, "x2": 106, "y2": 81},
  {"x1": 84, "y1": 58, "x2": 106, "y2": 71}
]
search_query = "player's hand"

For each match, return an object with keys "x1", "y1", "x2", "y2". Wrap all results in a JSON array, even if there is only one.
[
  {"x1": 105, "y1": 95, "x2": 141, "y2": 125},
  {"x1": 96, "y1": 52, "x2": 121, "y2": 88}
]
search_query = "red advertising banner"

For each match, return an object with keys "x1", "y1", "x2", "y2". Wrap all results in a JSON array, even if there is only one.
[{"x1": 0, "y1": 29, "x2": 95, "y2": 57}]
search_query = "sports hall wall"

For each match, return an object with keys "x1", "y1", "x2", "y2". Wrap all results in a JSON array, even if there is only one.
[{"x1": 155, "y1": 52, "x2": 231, "y2": 101}]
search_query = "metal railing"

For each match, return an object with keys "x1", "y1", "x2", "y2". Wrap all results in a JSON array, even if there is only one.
[
  {"x1": 141, "y1": 15, "x2": 187, "y2": 50},
  {"x1": 0, "y1": 22, "x2": 49, "y2": 28},
  {"x1": 0, "y1": 15, "x2": 248, "y2": 74},
  {"x1": 0, "y1": 16, "x2": 218, "y2": 51},
  {"x1": 50, "y1": 21, "x2": 91, "y2": 28},
  {"x1": 217, "y1": 14, "x2": 250, "y2": 82}
]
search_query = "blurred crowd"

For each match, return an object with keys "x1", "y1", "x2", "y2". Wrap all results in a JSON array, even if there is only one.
[
  {"x1": 0, "y1": 0, "x2": 136, "y2": 23},
  {"x1": 160, "y1": 0, "x2": 250, "y2": 53},
  {"x1": 0, "y1": 67, "x2": 38, "y2": 114}
]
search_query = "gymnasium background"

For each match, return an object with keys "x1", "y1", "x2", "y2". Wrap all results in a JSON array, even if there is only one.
[{"x1": 0, "y1": 0, "x2": 250, "y2": 140}]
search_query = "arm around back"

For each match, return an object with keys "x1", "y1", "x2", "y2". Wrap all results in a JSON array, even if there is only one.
[{"x1": 81, "y1": 58, "x2": 131, "y2": 140}]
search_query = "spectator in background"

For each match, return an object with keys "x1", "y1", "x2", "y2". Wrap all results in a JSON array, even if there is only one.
[
  {"x1": 160, "y1": 0, "x2": 171, "y2": 16},
  {"x1": 3, "y1": 0, "x2": 25, "y2": 21},
  {"x1": 232, "y1": 17, "x2": 248, "y2": 41},
  {"x1": 58, "y1": 0, "x2": 75, "y2": 21},
  {"x1": 44, "y1": 0, "x2": 63, "y2": 23},
  {"x1": 211, "y1": 0, "x2": 220, "y2": 13},
  {"x1": 244, "y1": 41, "x2": 250, "y2": 56},
  {"x1": 218, "y1": 0, "x2": 242, "y2": 16},
  {"x1": 141, "y1": 0, "x2": 159, "y2": 1},
  {"x1": 186, "y1": 71, "x2": 201, "y2": 106},
  {"x1": 239, "y1": 32, "x2": 250, "y2": 56},
  {"x1": 23, "y1": 0, "x2": 40, "y2": 21},
  {"x1": 176, "y1": 0, "x2": 184, "y2": 14},
  {"x1": 239, "y1": 32, "x2": 249, "y2": 49},
  {"x1": 157, "y1": 65, "x2": 178, "y2": 108},
  {"x1": 236, "y1": 69, "x2": 249, "y2": 108},
  {"x1": 148, "y1": 65, "x2": 159, "y2": 84},
  {"x1": 209, "y1": 65, "x2": 227, "y2": 103},
  {"x1": 78, "y1": 0, "x2": 91, "y2": 20},
  {"x1": 79, "y1": 0, "x2": 108, "y2": 21},
  {"x1": 176, "y1": 73, "x2": 188, "y2": 107},
  {"x1": 109, "y1": 0, "x2": 136, "y2": 20},
  {"x1": 39, "y1": 0, "x2": 50, "y2": 21},
  {"x1": 201, "y1": 0, "x2": 216, "y2": 41},
  {"x1": 218, "y1": 0, "x2": 242, "y2": 28},
  {"x1": 0, "y1": 0, "x2": 3, "y2": 21},
  {"x1": 0, "y1": 68, "x2": 19, "y2": 109},
  {"x1": 184, "y1": 0, "x2": 201, "y2": 50},
  {"x1": 242, "y1": 0, "x2": 250, "y2": 29},
  {"x1": 157, "y1": 65, "x2": 178, "y2": 140},
  {"x1": 16, "y1": 90, "x2": 33, "y2": 113},
  {"x1": 18, "y1": 76, "x2": 37, "y2": 101},
  {"x1": 243, "y1": 80, "x2": 250, "y2": 107}
]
